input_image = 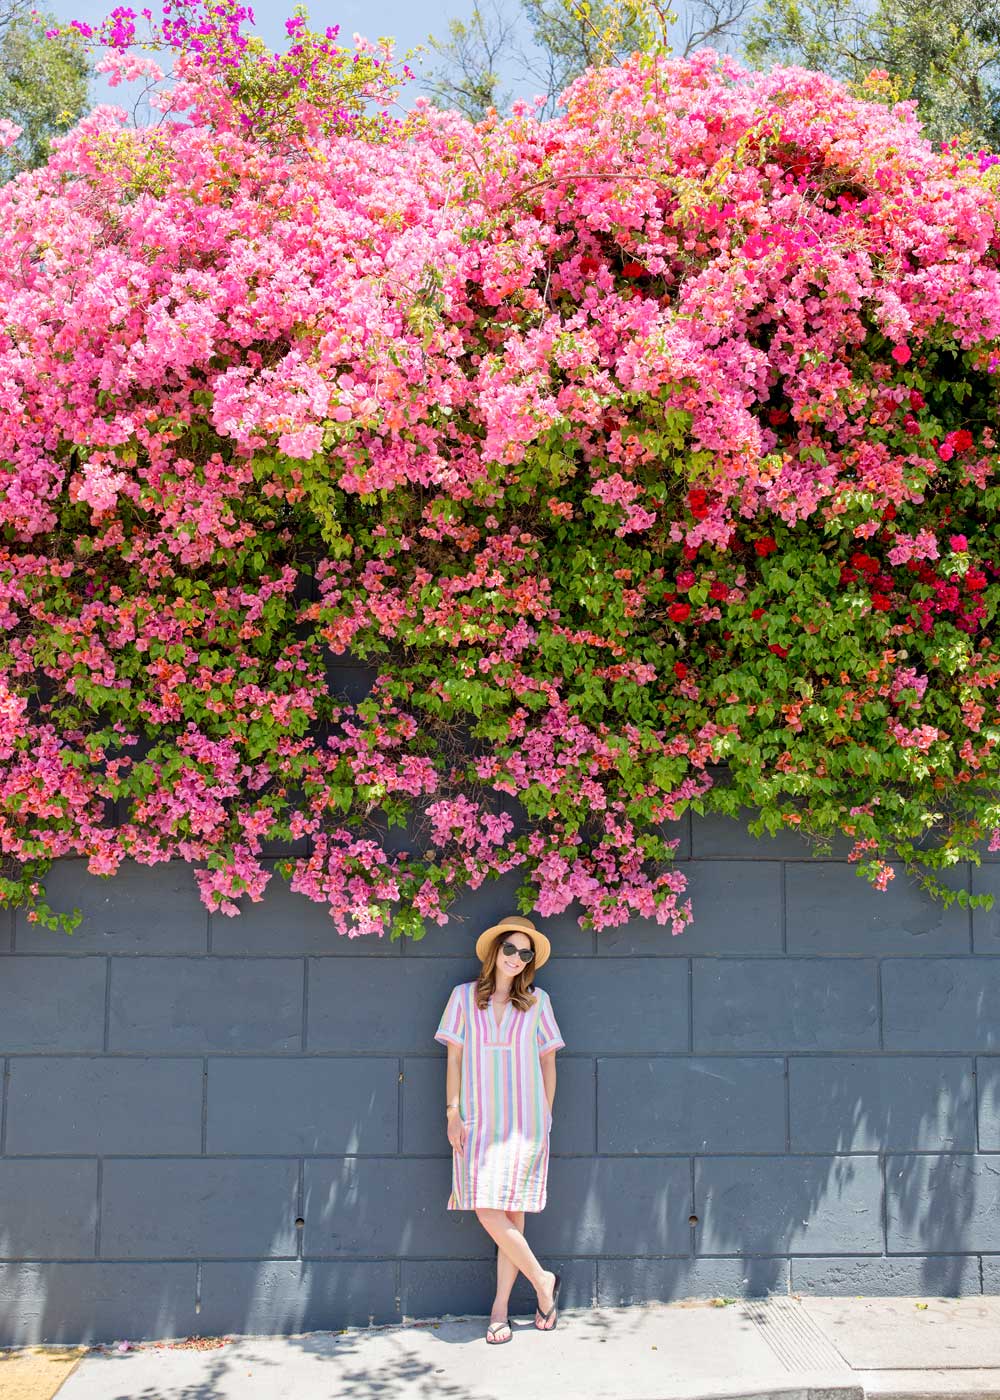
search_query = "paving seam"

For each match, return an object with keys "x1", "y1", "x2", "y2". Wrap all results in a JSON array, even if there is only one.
[{"x1": 739, "y1": 1299, "x2": 853, "y2": 1375}]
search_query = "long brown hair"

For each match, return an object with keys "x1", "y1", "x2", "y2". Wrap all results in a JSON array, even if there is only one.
[{"x1": 475, "y1": 932, "x2": 538, "y2": 1013}]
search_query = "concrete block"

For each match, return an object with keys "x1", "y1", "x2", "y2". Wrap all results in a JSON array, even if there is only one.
[
  {"x1": 690, "y1": 808, "x2": 850, "y2": 859},
  {"x1": 0, "y1": 1262, "x2": 197, "y2": 1345},
  {"x1": 977, "y1": 1257, "x2": 1000, "y2": 1293},
  {"x1": 539, "y1": 962, "x2": 689, "y2": 1053},
  {"x1": 307, "y1": 959, "x2": 470, "y2": 1054},
  {"x1": 207, "y1": 1057, "x2": 398, "y2": 1154},
  {"x1": 400, "y1": 1054, "x2": 595, "y2": 1157},
  {"x1": 101, "y1": 1160, "x2": 299, "y2": 1258},
  {"x1": 695, "y1": 1155, "x2": 883, "y2": 1255},
  {"x1": 198, "y1": 1260, "x2": 399, "y2": 1332},
  {"x1": 6, "y1": 1057, "x2": 203, "y2": 1155},
  {"x1": 597, "y1": 1257, "x2": 787, "y2": 1305},
  {"x1": 0, "y1": 1161, "x2": 98, "y2": 1258},
  {"x1": 972, "y1": 865, "x2": 1000, "y2": 950},
  {"x1": 211, "y1": 865, "x2": 399, "y2": 956},
  {"x1": 400, "y1": 1258, "x2": 594, "y2": 1320},
  {"x1": 0, "y1": 909, "x2": 11, "y2": 953},
  {"x1": 596, "y1": 863, "x2": 782, "y2": 956},
  {"x1": 598, "y1": 1057, "x2": 785, "y2": 1153},
  {"x1": 303, "y1": 1158, "x2": 488, "y2": 1258},
  {"x1": 529, "y1": 1157, "x2": 692, "y2": 1257},
  {"x1": 975, "y1": 1058, "x2": 1000, "y2": 1149},
  {"x1": 789, "y1": 1057, "x2": 976, "y2": 1152},
  {"x1": 883, "y1": 960, "x2": 1000, "y2": 1051},
  {"x1": 16, "y1": 859, "x2": 207, "y2": 955},
  {"x1": 786, "y1": 863, "x2": 969, "y2": 955},
  {"x1": 0, "y1": 958, "x2": 106, "y2": 1053},
  {"x1": 108, "y1": 957, "x2": 303, "y2": 1053},
  {"x1": 693, "y1": 959, "x2": 879, "y2": 1051},
  {"x1": 792, "y1": 1255, "x2": 981, "y2": 1297},
  {"x1": 887, "y1": 1153, "x2": 1000, "y2": 1252}
]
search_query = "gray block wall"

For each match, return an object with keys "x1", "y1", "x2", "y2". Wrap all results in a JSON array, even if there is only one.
[{"x1": 3, "y1": 813, "x2": 1000, "y2": 1344}]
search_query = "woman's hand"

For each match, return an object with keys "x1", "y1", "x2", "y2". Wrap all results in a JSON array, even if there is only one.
[{"x1": 446, "y1": 1108, "x2": 467, "y2": 1153}]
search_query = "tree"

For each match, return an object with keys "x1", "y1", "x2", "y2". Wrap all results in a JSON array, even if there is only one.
[
  {"x1": 743, "y1": 0, "x2": 1000, "y2": 150},
  {"x1": 0, "y1": 0, "x2": 88, "y2": 181},
  {"x1": 423, "y1": 0, "x2": 520, "y2": 121},
  {"x1": 423, "y1": 0, "x2": 729, "y2": 120}
]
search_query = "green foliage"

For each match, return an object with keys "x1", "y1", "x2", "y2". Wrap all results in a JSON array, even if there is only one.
[
  {"x1": 0, "y1": 0, "x2": 88, "y2": 181},
  {"x1": 744, "y1": 0, "x2": 1000, "y2": 149}
]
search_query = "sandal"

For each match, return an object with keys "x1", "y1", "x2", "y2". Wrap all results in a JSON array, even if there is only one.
[
  {"x1": 485, "y1": 1318, "x2": 512, "y2": 1345},
  {"x1": 534, "y1": 1273, "x2": 561, "y2": 1331}
]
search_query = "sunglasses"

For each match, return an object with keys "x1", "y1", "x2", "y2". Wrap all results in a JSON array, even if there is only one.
[{"x1": 500, "y1": 940, "x2": 534, "y2": 963}]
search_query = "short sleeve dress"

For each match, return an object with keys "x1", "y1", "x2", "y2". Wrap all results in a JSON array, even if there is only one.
[{"x1": 435, "y1": 981, "x2": 565, "y2": 1212}]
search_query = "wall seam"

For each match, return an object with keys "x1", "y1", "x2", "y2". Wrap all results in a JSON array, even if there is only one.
[
  {"x1": 0, "y1": 1056, "x2": 8, "y2": 1154},
  {"x1": 95, "y1": 1156, "x2": 103, "y2": 1258},
  {"x1": 780, "y1": 861, "x2": 787, "y2": 954},
  {"x1": 201, "y1": 1059, "x2": 208, "y2": 1155},
  {"x1": 302, "y1": 959, "x2": 310, "y2": 1052},
  {"x1": 103, "y1": 958, "x2": 112, "y2": 1053}
]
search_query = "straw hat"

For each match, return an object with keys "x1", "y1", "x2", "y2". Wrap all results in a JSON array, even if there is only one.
[{"x1": 475, "y1": 914, "x2": 551, "y2": 970}]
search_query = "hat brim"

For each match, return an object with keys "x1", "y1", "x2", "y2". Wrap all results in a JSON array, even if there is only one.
[{"x1": 475, "y1": 920, "x2": 551, "y2": 971}]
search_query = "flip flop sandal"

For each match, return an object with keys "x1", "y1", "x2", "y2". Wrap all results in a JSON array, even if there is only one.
[
  {"x1": 534, "y1": 1273, "x2": 562, "y2": 1331},
  {"x1": 486, "y1": 1318, "x2": 512, "y2": 1345}
]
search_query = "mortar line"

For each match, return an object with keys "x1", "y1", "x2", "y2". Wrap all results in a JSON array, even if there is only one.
[
  {"x1": 779, "y1": 861, "x2": 787, "y2": 954},
  {"x1": 103, "y1": 958, "x2": 112, "y2": 1053},
  {"x1": 687, "y1": 959, "x2": 694, "y2": 1053},
  {"x1": 980, "y1": 1253, "x2": 986, "y2": 1294},
  {"x1": 195, "y1": 1260, "x2": 203, "y2": 1317},
  {"x1": 95, "y1": 1157, "x2": 103, "y2": 1258},
  {"x1": 9, "y1": 908, "x2": 14, "y2": 953},
  {"x1": 297, "y1": 1157, "x2": 305, "y2": 1261},
  {"x1": 880, "y1": 1150, "x2": 889, "y2": 1255},
  {"x1": 201, "y1": 1059, "x2": 209, "y2": 1155},
  {"x1": 206, "y1": 909, "x2": 213, "y2": 954},
  {"x1": 783, "y1": 1056, "x2": 791, "y2": 1152},
  {"x1": 302, "y1": 959, "x2": 310, "y2": 1052},
  {"x1": 968, "y1": 861, "x2": 974, "y2": 953},
  {"x1": 0, "y1": 1056, "x2": 8, "y2": 1154},
  {"x1": 974, "y1": 1055, "x2": 982, "y2": 1152},
  {"x1": 876, "y1": 959, "x2": 885, "y2": 1051},
  {"x1": 397, "y1": 1057, "x2": 404, "y2": 1155},
  {"x1": 593, "y1": 1055, "x2": 598, "y2": 1154}
]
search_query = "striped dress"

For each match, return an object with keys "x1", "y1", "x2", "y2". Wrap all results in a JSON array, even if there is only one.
[{"x1": 435, "y1": 981, "x2": 565, "y2": 1212}]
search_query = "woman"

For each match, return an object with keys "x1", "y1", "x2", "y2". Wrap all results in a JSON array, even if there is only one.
[{"x1": 435, "y1": 914, "x2": 564, "y2": 1344}]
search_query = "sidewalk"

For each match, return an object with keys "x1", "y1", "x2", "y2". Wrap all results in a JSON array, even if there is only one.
[{"x1": 18, "y1": 1295, "x2": 1000, "y2": 1400}]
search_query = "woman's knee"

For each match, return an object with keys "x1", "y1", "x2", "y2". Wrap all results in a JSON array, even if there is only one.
[
  {"x1": 505, "y1": 1210, "x2": 524, "y2": 1230},
  {"x1": 476, "y1": 1207, "x2": 504, "y2": 1228}
]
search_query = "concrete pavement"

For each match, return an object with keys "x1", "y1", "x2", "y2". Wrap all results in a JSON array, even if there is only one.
[{"x1": 30, "y1": 1295, "x2": 1000, "y2": 1400}]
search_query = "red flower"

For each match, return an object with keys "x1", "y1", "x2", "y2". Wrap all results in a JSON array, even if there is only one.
[
  {"x1": 891, "y1": 344, "x2": 912, "y2": 365},
  {"x1": 909, "y1": 390, "x2": 925, "y2": 411},
  {"x1": 768, "y1": 408, "x2": 789, "y2": 427},
  {"x1": 673, "y1": 662, "x2": 688, "y2": 679},
  {"x1": 754, "y1": 536, "x2": 777, "y2": 557},
  {"x1": 966, "y1": 570, "x2": 988, "y2": 591},
  {"x1": 621, "y1": 260, "x2": 646, "y2": 278},
  {"x1": 750, "y1": 607, "x2": 766, "y2": 620},
  {"x1": 952, "y1": 429, "x2": 974, "y2": 453},
  {"x1": 850, "y1": 553, "x2": 879, "y2": 574},
  {"x1": 871, "y1": 593, "x2": 892, "y2": 611},
  {"x1": 709, "y1": 581, "x2": 729, "y2": 601},
  {"x1": 579, "y1": 256, "x2": 600, "y2": 276},
  {"x1": 682, "y1": 544, "x2": 698, "y2": 561},
  {"x1": 668, "y1": 602, "x2": 691, "y2": 622},
  {"x1": 882, "y1": 503, "x2": 897, "y2": 521},
  {"x1": 768, "y1": 643, "x2": 789, "y2": 658},
  {"x1": 840, "y1": 566, "x2": 857, "y2": 585}
]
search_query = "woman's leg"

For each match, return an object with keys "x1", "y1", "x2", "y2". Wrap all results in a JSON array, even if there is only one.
[
  {"x1": 476, "y1": 1208, "x2": 557, "y2": 1329},
  {"x1": 488, "y1": 1210, "x2": 523, "y2": 1337}
]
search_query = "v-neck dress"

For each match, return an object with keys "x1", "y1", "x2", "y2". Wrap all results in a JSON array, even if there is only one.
[{"x1": 435, "y1": 981, "x2": 565, "y2": 1212}]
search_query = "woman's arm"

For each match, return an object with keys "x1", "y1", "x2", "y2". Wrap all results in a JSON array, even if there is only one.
[
  {"x1": 445, "y1": 1041, "x2": 466, "y2": 1152},
  {"x1": 540, "y1": 1048, "x2": 557, "y2": 1113}
]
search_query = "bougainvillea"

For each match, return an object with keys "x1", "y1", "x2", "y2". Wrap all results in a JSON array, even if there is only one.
[{"x1": 4, "y1": 2, "x2": 1000, "y2": 939}]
